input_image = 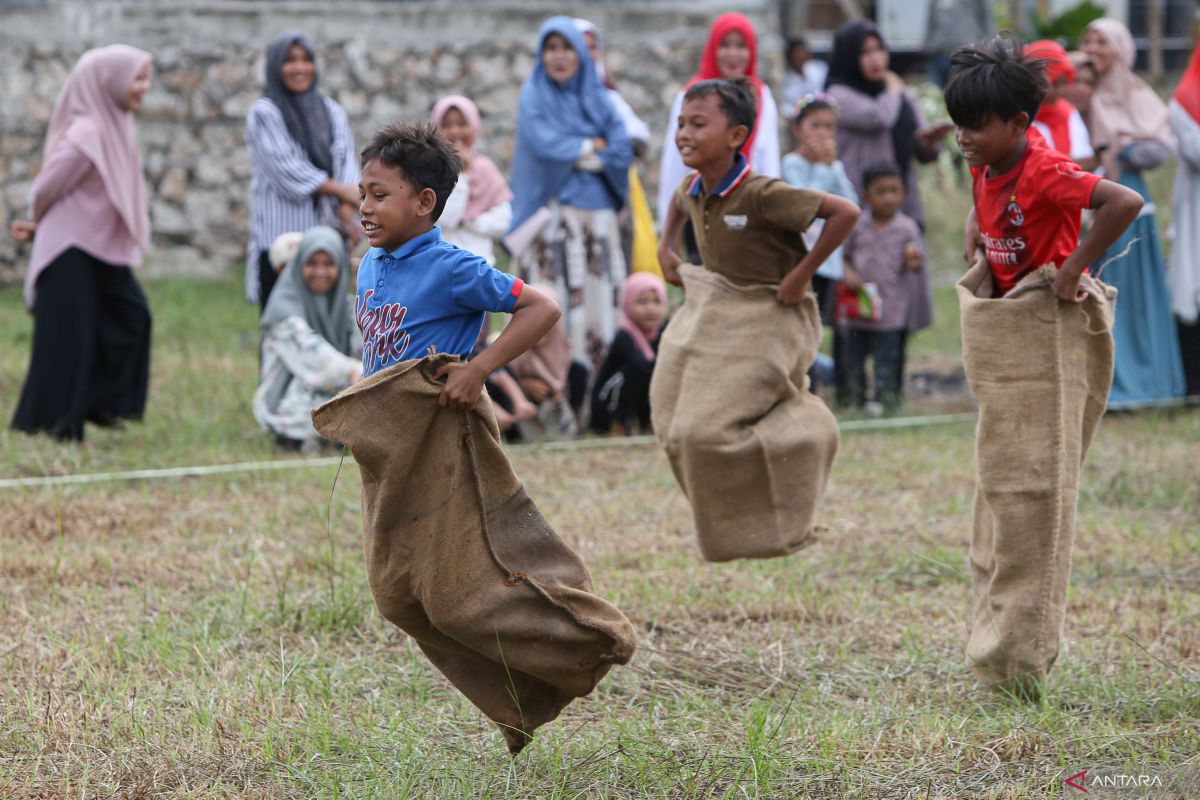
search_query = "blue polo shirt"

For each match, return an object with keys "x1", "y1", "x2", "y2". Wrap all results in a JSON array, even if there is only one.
[{"x1": 355, "y1": 226, "x2": 523, "y2": 377}]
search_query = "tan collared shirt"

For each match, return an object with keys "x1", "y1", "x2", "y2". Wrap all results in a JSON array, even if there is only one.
[{"x1": 674, "y1": 170, "x2": 824, "y2": 286}]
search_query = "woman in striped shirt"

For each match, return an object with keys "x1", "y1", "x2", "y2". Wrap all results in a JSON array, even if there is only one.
[{"x1": 245, "y1": 31, "x2": 361, "y2": 309}]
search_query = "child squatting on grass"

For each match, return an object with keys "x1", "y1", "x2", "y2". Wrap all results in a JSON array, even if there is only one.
[
  {"x1": 310, "y1": 123, "x2": 637, "y2": 753},
  {"x1": 650, "y1": 78, "x2": 859, "y2": 562},
  {"x1": 946, "y1": 36, "x2": 1143, "y2": 699}
]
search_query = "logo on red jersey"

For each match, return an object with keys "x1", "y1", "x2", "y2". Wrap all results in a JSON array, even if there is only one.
[
  {"x1": 981, "y1": 232, "x2": 1026, "y2": 266},
  {"x1": 1006, "y1": 201, "x2": 1025, "y2": 227}
]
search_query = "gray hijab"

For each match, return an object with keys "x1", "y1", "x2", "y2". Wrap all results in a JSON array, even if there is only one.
[
  {"x1": 261, "y1": 225, "x2": 356, "y2": 354},
  {"x1": 259, "y1": 226, "x2": 357, "y2": 413},
  {"x1": 264, "y1": 31, "x2": 334, "y2": 175}
]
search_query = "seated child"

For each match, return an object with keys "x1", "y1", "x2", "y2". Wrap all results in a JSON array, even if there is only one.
[
  {"x1": 782, "y1": 92, "x2": 859, "y2": 388},
  {"x1": 947, "y1": 37, "x2": 1143, "y2": 697},
  {"x1": 654, "y1": 77, "x2": 859, "y2": 562},
  {"x1": 254, "y1": 226, "x2": 361, "y2": 451},
  {"x1": 471, "y1": 318, "x2": 538, "y2": 435},
  {"x1": 838, "y1": 161, "x2": 925, "y2": 413},
  {"x1": 431, "y1": 95, "x2": 513, "y2": 265},
  {"x1": 508, "y1": 297, "x2": 579, "y2": 441},
  {"x1": 590, "y1": 272, "x2": 667, "y2": 435}
]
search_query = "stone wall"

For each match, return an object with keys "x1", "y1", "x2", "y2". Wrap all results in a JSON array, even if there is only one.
[{"x1": 0, "y1": 0, "x2": 781, "y2": 286}]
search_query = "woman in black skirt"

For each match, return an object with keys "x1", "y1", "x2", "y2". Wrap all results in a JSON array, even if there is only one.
[{"x1": 10, "y1": 45, "x2": 155, "y2": 441}]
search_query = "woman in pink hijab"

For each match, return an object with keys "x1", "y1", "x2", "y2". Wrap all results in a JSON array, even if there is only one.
[{"x1": 9, "y1": 44, "x2": 155, "y2": 441}]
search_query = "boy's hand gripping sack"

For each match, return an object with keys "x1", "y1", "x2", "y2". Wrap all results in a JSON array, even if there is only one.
[
  {"x1": 312, "y1": 355, "x2": 636, "y2": 753},
  {"x1": 649, "y1": 264, "x2": 839, "y2": 562},
  {"x1": 958, "y1": 254, "x2": 1115, "y2": 689}
]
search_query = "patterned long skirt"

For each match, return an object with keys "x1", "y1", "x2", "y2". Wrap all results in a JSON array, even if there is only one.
[{"x1": 515, "y1": 203, "x2": 627, "y2": 368}]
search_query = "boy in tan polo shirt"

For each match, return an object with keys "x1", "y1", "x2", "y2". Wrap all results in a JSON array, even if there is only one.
[
  {"x1": 651, "y1": 78, "x2": 859, "y2": 562},
  {"x1": 658, "y1": 78, "x2": 859, "y2": 300}
]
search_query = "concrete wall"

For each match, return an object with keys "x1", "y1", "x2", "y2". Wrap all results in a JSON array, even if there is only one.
[{"x1": 0, "y1": 0, "x2": 781, "y2": 285}]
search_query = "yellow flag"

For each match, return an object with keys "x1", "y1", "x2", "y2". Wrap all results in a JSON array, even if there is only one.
[{"x1": 628, "y1": 167, "x2": 662, "y2": 278}]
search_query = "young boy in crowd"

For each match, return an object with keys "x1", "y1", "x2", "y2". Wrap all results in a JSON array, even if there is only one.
[
  {"x1": 653, "y1": 78, "x2": 858, "y2": 562},
  {"x1": 839, "y1": 161, "x2": 924, "y2": 414},
  {"x1": 946, "y1": 38, "x2": 1143, "y2": 697},
  {"x1": 354, "y1": 122, "x2": 559, "y2": 405}
]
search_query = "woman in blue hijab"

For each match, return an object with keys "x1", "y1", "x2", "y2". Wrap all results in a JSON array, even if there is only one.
[{"x1": 509, "y1": 16, "x2": 632, "y2": 372}]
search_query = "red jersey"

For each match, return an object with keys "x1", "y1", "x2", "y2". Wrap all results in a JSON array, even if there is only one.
[{"x1": 970, "y1": 133, "x2": 1101, "y2": 294}]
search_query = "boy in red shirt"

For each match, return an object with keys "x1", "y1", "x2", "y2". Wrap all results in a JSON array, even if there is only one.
[
  {"x1": 949, "y1": 39, "x2": 1142, "y2": 300},
  {"x1": 945, "y1": 38, "x2": 1142, "y2": 698}
]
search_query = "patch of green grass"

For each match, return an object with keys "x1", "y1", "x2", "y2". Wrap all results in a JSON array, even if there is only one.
[{"x1": 0, "y1": 277, "x2": 273, "y2": 475}]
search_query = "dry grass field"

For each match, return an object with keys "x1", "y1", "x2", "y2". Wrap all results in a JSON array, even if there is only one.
[
  {"x1": 0, "y1": 271, "x2": 1197, "y2": 798},
  {"x1": 0, "y1": 153, "x2": 1196, "y2": 797}
]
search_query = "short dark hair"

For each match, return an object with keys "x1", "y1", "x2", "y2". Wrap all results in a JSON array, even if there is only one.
[
  {"x1": 682, "y1": 78, "x2": 758, "y2": 146},
  {"x1": 944, "y1": 34, "x2": 1047, "y2": 130},
  {"x1": 862, "y1": 161, "x2": 902, "y2": 191},
  {"x1": 360, "y1": 122, "x2": 461, "y2": 220},
  {"x1": 791, "y1": 95, "x2": 836, "y2": 124},
  {"x1": 787, "y1": 38, "x2": 809, "y2": 55}
]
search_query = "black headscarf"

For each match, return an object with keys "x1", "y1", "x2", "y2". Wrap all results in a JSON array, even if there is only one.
[
  {"x1": 263, "y1": 31, "x2": 334, "y2": 176},
  {"x1": 826, "y1": 20, "x2": 919, "y2": 188}
]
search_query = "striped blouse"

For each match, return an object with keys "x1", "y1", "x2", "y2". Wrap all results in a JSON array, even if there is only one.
[{"x1": 244, "y1": 96, "x2": 359, "y2": 302}]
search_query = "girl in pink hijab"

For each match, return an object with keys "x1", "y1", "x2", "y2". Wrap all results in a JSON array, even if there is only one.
[
  {"x1": 10, "y1": 44, "x2": 155, "y2": 441},
  {"x1": 590, "y1": 272, "x2": 668, "y2": 434},
  {"x1": 430, "y1": 95, "x2": 513, "y2": 265}
]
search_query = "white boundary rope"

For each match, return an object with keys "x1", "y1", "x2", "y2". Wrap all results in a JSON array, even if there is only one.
[{"x1": 0, "y1": 412, "x2": 981, "y2": 491}]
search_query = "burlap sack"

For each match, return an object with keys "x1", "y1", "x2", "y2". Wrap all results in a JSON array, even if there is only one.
[
  {"x1": 649, "y1": 264, "x2": 839, "y2": 562},
  {"x1": 958, "y1": 255, "x2": 1116, "y2": 691},
  {"x1": 311, "y1": 356, "x2": 636, "y2": 753}
]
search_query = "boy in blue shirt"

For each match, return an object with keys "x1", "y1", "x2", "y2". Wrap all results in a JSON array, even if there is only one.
[
  {"x1": 326, "y1": 125, "x2": 633, "y2": 755},
  {"x1": 354, "y1": 122, "x2": 560, "y2": 406}
]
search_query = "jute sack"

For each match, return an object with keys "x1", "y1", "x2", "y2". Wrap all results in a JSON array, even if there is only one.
[
  {"x1": 311, "y1": 355, "x2": 637, "y2": 753},
  {"x1": 958, "y1": 255, "x2": 1115, "y2": 690},
  {"x1": 649, "y1": 264, "x2": 839, "y2": 562}
]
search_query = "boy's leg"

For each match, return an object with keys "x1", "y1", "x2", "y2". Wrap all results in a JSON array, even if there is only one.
[
  {"x1": 841, "y1": 328, "x2": 868, "y2": 407},
  {"x1": 872, "y1": 330, "x2": 905, "y2": 411},
  {"x1": 832, "y1": 321, "x2": 849, "y2": 402}
]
